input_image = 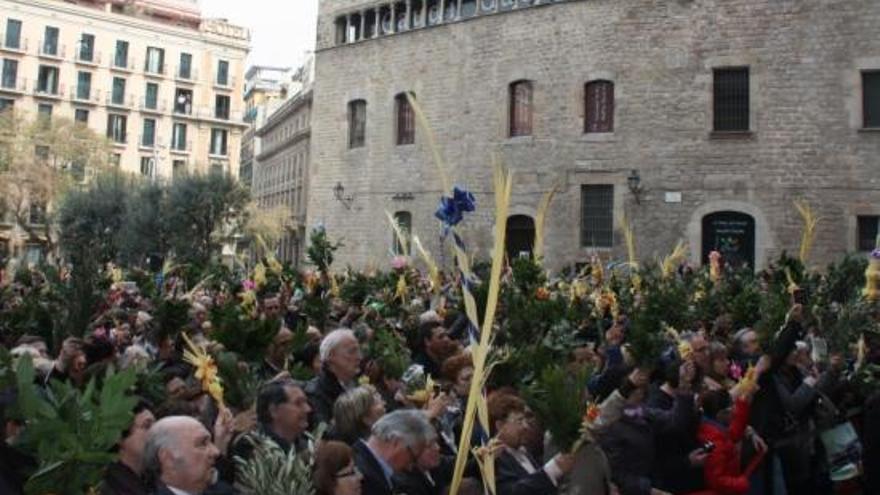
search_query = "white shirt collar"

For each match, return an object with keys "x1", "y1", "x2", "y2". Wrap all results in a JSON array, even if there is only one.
[{"x1": 167, "y1": 486, "x2": 197, "y2": 495}]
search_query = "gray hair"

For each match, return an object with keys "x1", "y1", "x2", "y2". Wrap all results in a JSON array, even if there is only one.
[
  {"x1": 319, "y1": 328, "x2": 356, "y2": 363},
  {"x1": 333, "y1": 385, "x2": 379, "y2": 441},
  {"x1": 370, "y1": 409, "x2": 435, "y2": 448},
  {"x1": 142, "y1": 416, "x2": 198, "y2": 482}
]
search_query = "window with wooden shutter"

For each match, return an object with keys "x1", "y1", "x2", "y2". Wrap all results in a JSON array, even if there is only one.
[
  {"x1": 864, "y1": 71, "x2": 880, "y2": 128},
  {"x1": 585, "y1": 80, "x2": 614, "y2": 133},
  {"x1": 349, "y1": 99, "x2": 367, "y2": 148},
  {"x1": 396, "y1": 93, "x2": 415, "y2": 145},
  {"x1": 509, "y1": 80, "x2": 533, "y2": 137},
  {"x1": 713, "y1": 67, "x2": 750, "y2": 132}
]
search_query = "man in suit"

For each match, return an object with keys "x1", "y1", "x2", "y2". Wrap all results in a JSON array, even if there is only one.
[
  {"x1": 353, "y1": 409, "x2": 437, "y2": 495},
  {"x1": 143, "y1": 416, "x2": 220, "y2": 495}
]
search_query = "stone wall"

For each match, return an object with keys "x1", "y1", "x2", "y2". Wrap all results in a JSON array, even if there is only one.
[{"x1": 308, "y1": 0, "x2": 880, "y2": 272}]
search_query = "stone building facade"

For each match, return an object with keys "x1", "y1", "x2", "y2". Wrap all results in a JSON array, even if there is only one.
[
  {"x1": 253, "y1": 80, "x2": 313, "y2": 265},
  {"x1": 0, "y1": 0, "x2": 249, "y2": 180},
  {"x1": 308, "y1": 0, "x2": 880, "y2": 272}
]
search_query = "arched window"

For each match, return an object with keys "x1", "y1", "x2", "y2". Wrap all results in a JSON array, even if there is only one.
[
  {"x1": 509, "y1": 80, "x2": 533, "y2": 137},
  {"x1": 395, "y1": 92, "x2": 415, "y2": 145},
  {"x1": 348, "y1": 99, "x2": 367, "y2": 148},
  {"x1": 392, "y1": 211, "x2": 412, "y2": 255},
  {"x1": 584, "y1": 80, "x2": 614, "y2": 133}
]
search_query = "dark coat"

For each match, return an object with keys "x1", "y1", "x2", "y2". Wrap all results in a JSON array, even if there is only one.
[
  {"x1": 353, "y1": 439, "x2": 394, "y2": 495},
  {"x1": 864, "y1": 390, "x2": 880, "y2": 494},
  {"x1": 494, "y1": 449, "x2": 558, "y2": 495},
  {"x1": 101, "y1": 462, "x2": 148, "y2": 495},
  {"x1": 393, "y1": 469, "x2": 443, "y2": 495},
  {"x1": 598, "y1": 393, "x2": 696, "y2": 495},
  {"x1": 645, "y1": 385, "x2": 704, "y2": 493},
  {"x1": 305, "y1": 367, "x2": 346, "y2": 428}
]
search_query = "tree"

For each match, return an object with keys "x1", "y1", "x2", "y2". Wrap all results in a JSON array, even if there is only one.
[
  {"x1": 117, "y1": 181, "x2": 167, "y2": 268},
  {"x1": 0, "y1": 110, "x2": 112, "y2": 262},
  {"x1": 163, "y1": 172, "x2": 250, "y2": 268}
]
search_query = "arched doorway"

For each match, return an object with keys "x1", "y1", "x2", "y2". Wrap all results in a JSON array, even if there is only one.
[
  {"x1": 505, "y1": 215, "x2": 535, "y2": 260},
  {"x1": 701, "y1": 211, "x2": 756, "y2": 269}
]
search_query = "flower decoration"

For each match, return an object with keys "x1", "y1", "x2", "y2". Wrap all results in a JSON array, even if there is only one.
[
  {"x1": 709, "y1": 251, "x2": 722, "y2": 284},
  {"x1": 266, "y1": 256, "x2": 283, "y2": 276},
  {"x1": 583, "y1": 402, "x2": 601, "y2": 426},
  {"x1": 434, "y1": 186, "x2": 476, "y2": 229},
  {"x1": 253, "y1": 263, "x2": 267, "y2": 289},
  {"x1": 535, "y1": 287, "x2": 551, "y2": 301},
  {"x1": 391, "y1": 255, "x2": 409, "y2": 271},
  {"x1": 242, "y1": 279, "x2": 256, "y2": 292},
  {"x1": 181, "y1": 332, "x2": 224, "y2": 408},
  {"x1": 864, "y1": 247, "x2": 880, "y2": 302}
]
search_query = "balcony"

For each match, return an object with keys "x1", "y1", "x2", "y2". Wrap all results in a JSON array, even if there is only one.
[
  {"x1": 140, "y1": 97, "x2": 167, "y2": 114},
  {"x1": 0, "y1": 34, "x2": 27, "y2": 54},
  {"x1": 175, "y1": 67, "x2": 198, "y2": 84},
  {"x1": 37, "y1": 41, "x2": 65, "y2": 60},
  {"x1": 0, "y1": 78, "x2": 27, "y2": 95},
  {"x1": 213, "y1": 76, "x2": 236, "y2": 91},
  {"x1": 33, "y1": 82, "x2": 64, "y2": 100},
  {"x1": 110, "y1": 57, "x2": 136, "y2": 73},
  {"x1": 143, "y1": 63, "x2": 166, "y2": 79},
  {"x1": 70, "y1": 86, "x2": 100, "y2": 105},
  {"x1": 105, "y1": 94, "x2": 134, "y2": 109},
  {"x1": 74, "y1": 50, "x2": 101, "y2": 67},
  {"x1": 169, "y1": 140, "x2": 192, "y2": 154},
  {"x1": 139, "y1": 134, "x2": 157, "y2": 150}
]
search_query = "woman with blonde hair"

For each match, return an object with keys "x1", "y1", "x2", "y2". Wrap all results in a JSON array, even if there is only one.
[{"x1": 329, "y1": 385, "x2": 386, "y2": 445}]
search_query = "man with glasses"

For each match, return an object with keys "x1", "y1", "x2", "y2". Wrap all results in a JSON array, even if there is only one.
[{"x1": 352, "y1": 409, "x2": 436, "y2": 495}]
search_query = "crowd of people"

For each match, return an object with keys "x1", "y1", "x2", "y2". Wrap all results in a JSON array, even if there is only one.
[{"x1": 1, "y1": 244, "x2": 880, "y2": 495}]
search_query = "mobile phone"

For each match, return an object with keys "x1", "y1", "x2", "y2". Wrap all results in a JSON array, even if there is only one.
[{"x1": 701, "y1": 441, "x2": 715, "y2": 454}]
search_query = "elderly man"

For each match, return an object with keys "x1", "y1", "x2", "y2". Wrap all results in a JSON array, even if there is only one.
[
  {"x1": 353, "y1": 409, "x2": 437, "y2": 495},
  {"x1": 233, "y1": 379, "x2": 312, "y2": 461},
  {"x1": 143, "y1": 416, "x2": 220, "y2": 495},
  {"x1": 305, "y1": 328, "x2": 362, "y2": 426}
]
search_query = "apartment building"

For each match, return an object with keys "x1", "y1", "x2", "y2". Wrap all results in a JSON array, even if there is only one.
[{"x1": 0, "y1": 0, "x2": 250, "y2": 180}]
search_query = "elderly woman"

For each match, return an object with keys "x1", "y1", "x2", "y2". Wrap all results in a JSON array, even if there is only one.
[
  {"x1": 328, "y1": 385, "x2": 386, "y2": 445},
  {"x1": 489, "y1": 392, "x2": 574, "y2": 495},
  {"x1": 314, "y1": 440, "x2": 363, "y2": 495}
]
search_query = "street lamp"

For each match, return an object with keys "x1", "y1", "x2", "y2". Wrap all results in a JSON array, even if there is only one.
[{"x1": 627, "y1": 169, "x2": 644, "y2": 204}]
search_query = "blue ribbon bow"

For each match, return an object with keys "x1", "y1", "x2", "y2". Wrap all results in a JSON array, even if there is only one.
[{"x1": 434, "y1": 186, "x2": 476, "y2": 230}]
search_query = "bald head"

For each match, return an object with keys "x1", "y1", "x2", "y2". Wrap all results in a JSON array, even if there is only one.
[{"x1": 143, "y1": 416, "x2": 219, "y2": 493}]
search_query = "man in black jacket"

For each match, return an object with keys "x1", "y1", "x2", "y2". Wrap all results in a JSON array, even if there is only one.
[
  {"x1": 231, "y1": 379, "x2": 312, "y2": 463},
  {"x1": 353, "y1": 410, "x2": 437, "y2": 495},
  {"x1": 306, "y1": 329, "x2": 362, "y2": 427},
  {"x1": 102, "y1": 401, "x2": 155, "y2": 495}
]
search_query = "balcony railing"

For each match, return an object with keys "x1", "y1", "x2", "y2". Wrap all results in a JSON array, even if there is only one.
[
  {"x1": 110, "y1": 57, "x2": 136, "y2": 72},
  {"x1": 105, "y1": 94, "x2": 134, "y2": 108},
  {"x1": 175, "y1": 67, "x2": 198, "y2": 82},
  {"x1": 0, "y1": 78, "x2": 27, "y2": 94},
  {"x1": 0, "y1": 34, "x2": 27, "y2": 53},
  {"x1": 70, "y1": 86, "x2": 100, "y2": 104},
  {"x1": 139, "y1": 134, "x2": 157, "y2": 149},
  {"x1": 214, "y1": 76, "x2": 236, "y2": 90},
  {"x1": 144, "y1": 63, "x2": 165, "y2": 77},
  {"x1": 75, "y1": 50, "x2": 101, "y2": 65},
  {"x1": 140, "y1": 97, "x2": 167, "y2": 113},
  {"x1": 37, "y1": 41, "x2": 65, "y2": 59},
  {"x1": 33, "y1": 82, "x2": 64, "y2": 98},
  {"x1": 169, "y1": 140, "x2": 192, "y2": 153}
]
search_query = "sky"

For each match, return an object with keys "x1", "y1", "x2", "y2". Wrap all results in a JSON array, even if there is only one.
[{"x1": 201, "y1": 0, "x2": 319, "y2": 70}]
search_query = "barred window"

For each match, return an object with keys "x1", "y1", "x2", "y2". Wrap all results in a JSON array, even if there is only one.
[
  {"x1": 864, "y1": 71, "x2": 880, "y2": 129},
  {"x1": 509, "y1": 80, "x2": 533, "y2": 137},
  {"x1": 713, "y1": 67, "x2": 749, "y2": 132},
  {"x1": 858, "y1": 216, "x2": 879, "y2": 252},
  {"x1": 585, "y1": 80, "x2": 614, "y2": 133},
  {"x1": 348, "y1": 99, "x2": 367, "y2": 148},
  {"x1": 395, "y1": 92, "x2": 415, "y2": 145},
  {"x1": 581, "y1": 185, "x2": 614, "y2": 248}
]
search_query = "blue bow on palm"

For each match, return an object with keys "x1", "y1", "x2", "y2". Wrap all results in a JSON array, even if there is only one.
[{"x1": 435, "y1": 186, "x2": 476, "y2": 230}]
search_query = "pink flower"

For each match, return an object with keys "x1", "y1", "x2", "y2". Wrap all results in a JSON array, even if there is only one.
[
  {"x1": 242, "y1": 279, "x2": 256, "y2": 291},
  {"x1": 391, "y1": 255, "x2": 409, "y2": 271}
]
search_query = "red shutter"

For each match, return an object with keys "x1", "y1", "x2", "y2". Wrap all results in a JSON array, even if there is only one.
[{"x1": 585, "y1": 81, "x2": 614, "y2": 133}]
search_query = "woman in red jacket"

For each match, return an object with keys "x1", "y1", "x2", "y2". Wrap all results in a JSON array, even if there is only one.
[{"x1": 696, "y1": 389, "x2": 767, "y2": 495}]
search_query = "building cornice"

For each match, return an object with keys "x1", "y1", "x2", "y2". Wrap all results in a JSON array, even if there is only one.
[
  {"x1": 7, "y1": 0, "x2": 250, "y2": 52},
  {"x1": 256, "y1": 89, "x2": 313, "y2": 136},
  {"x1": 255, "y1": 129, "x2": 310, "y2": 162}
]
